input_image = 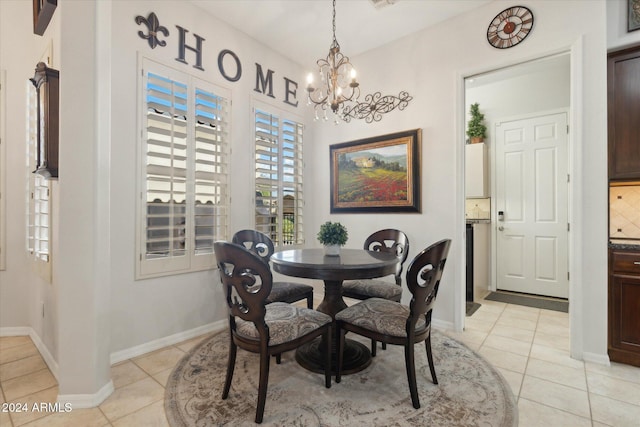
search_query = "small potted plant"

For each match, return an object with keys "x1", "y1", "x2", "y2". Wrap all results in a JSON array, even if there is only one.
[
  {"x1": 466, "y1": 102, "x2": 487, "y2": 144},
  {"x1": 317, "y1": 221, "x2": 348, "y2": 256}
]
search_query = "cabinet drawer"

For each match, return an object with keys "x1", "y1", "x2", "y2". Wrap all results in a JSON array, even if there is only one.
[{"x1": 612, "y1": 251, "x2": 640, "y2": 274}]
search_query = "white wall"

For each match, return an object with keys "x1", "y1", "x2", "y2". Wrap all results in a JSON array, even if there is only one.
[
  {"x1": 108, "y1": 1, "x2": 307, "y2": 353},
  {"x1": 0, "y1": 0, "x2": 62, "y2": 363},
  {"x1": 0, "y1": 0, "x2": 309, "y2": 400},
  {"x1": 466, "y1": 55, "x2": 570, "y2": 142},
  {"x1": 55, "y1": 0, "x2": 112, "y2": 399},
  {"x1": 307, "y1": 0, "x2": 609, "y2": 361},
  {"x1": 0, "y1": 0, "x2": 625, "y2": 401},
  {"x1": 607, "y1": 0, "x2": 640, "y2": 50}
]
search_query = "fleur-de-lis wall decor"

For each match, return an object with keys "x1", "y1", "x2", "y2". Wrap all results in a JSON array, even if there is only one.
[{"x1": 135, "y1": 12, "x2": 169, "y2": 49}]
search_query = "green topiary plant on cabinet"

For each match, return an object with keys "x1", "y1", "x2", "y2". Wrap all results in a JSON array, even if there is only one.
[{"x1": 467, "y1": 102, "x2": 487, "y2": 144}]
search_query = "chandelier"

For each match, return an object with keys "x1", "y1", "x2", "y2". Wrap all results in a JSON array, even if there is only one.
[{"x1": 306, "y1": 0, "x2": 413, "y2": 124}]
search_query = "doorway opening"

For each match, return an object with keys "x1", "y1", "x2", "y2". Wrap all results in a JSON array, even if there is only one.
[{"x1": 463, "y1": 52, "x2": 571, "y2": 314}]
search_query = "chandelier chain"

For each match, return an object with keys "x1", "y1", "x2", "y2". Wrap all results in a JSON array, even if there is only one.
[{"x1": 331, "y1": 0, "x2": 339, "y2": 49}]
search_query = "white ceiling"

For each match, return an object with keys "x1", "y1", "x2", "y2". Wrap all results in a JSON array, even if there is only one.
[{"x1": 190, "y1": 0, "x2": 492, "y2": 67}]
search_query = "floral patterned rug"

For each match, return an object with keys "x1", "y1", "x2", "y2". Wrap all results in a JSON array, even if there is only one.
[{"x1": 165, "y1": 330, "x2": 517, "y2": 426}]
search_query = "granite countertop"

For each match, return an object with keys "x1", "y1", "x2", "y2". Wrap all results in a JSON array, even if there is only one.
[{"x1": 609, "y1": 239, "x2": 640, "y2": 250}]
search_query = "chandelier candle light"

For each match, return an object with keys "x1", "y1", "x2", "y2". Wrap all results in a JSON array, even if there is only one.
[{"x1": 306, "y1": 0, "x2": 413, "y2": 124}]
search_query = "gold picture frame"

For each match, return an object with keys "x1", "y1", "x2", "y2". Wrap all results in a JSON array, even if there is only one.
[
  {"x1": 330, "y1": 129, "x2": 421, "y2": 213},
  {"x1": 630, "y1": 0, "x2": 640, "y2": 32}
]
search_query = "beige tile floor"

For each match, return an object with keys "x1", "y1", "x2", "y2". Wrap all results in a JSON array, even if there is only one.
[{"x1": 1, "y1": 293, "x2": 639, "y2": 426}]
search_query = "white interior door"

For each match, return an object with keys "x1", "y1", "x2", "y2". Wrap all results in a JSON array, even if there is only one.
[{"x1": 495, "y1": 112, "x2": 569, "y2": 298}]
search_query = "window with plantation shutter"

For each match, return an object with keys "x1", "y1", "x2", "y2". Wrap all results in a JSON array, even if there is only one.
[
  {"x1": 138, "y1": 59, "x2": 229, "y2": 278},
  {"x1": 26, "y1": 79, "x2": 51, "y2": 280},
  {"x1": 254, "y1": 106, "x2": 304, "y2": 247}
]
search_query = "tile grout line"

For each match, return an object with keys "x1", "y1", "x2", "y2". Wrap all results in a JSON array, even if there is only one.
[
  {"x1": 514, "y1": 303, "x2": 539, "y2": 403},
  {"x1": 518, "y1": 396, "x2": 594, "y2": 424},
  {"x1": 583, "y1": 360, "x2": 596, "y2": 427},
  {"x1": 97, "y1": 344, "x2": 178, "y2": 425}
]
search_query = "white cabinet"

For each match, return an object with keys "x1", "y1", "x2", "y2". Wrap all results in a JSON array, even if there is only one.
[{"x1": 465, "y1": 143, "x2": 488, "y2": 198}]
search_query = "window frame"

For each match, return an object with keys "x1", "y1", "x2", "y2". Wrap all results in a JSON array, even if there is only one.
[
  {"x1": 136, "y1": 57, "x2": 231, "y2": 279},
  {"x1": 26, "y1": 78, "x2": 52, "y2": 282},
  {"x1": 253, "y1": 100, "x2": 305, "y2": 249}
]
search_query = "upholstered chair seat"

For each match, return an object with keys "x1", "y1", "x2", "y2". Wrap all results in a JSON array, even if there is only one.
[
  {"x1": 265, "y1": 281, "x2": 314, "y2": 306},
  {"x1": 335, "y1": 298, "x2": 426, "y2": 337},
  {"x1": 341, "y1": 229, "x2": 410, "y2": 355},
  {"x1": 340, "y1": 279, "x2": 402, "y2": 302},
  {"x1": 236, "y1": 302, "x2": 331, "y2": 346}
]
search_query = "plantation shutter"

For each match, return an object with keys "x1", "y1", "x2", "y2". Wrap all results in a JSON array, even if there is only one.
[
  {"x1": 255, "y1": 109, "x2": 279, "y2": 242},
  {"x1": 138, "y1": 59, "x2": 230, "y2": 278},
  {"x1": 281, "y1": 119, "x2": 304, "y2": 245},
  {"x1": 254, "y1": 107, "x2": 304, "y2": 247},
  {"x1": 193, "y1": 86, "x2": 229, "y2": 261},
  {"x1": 26, "y1": 81, "x2": 50, "y2": 264},
  {"x1": 144, "y1": 72, "x2": 188, "y2": 266}
]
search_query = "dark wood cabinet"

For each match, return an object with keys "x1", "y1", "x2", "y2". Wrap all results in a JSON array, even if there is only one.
[
  {"x1": 608, "y1": 45, "x2": 640, "y2": 180},
  {"x1": 608, "y1": 248, "x2": 640, "y2": 367}
]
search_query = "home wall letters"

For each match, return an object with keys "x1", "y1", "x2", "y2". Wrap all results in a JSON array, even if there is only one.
[{"x1": 135, "y1": 11, "x2": 299, "y2": 107}]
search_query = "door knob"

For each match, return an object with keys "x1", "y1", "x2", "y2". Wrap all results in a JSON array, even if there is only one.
[{"x1": 498, "y1": 226, "x2": 504, "y2": 231}]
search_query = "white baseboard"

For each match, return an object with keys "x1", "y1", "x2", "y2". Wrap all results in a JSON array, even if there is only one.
[
  {"x1": 0, "y1": 326, "x2": 59, "y2": 381},
  {"x1": 110, "y1": 320, "x2": 226, "y2": 365},
  {"x1": 0, "y1": 326, "x2": 31, "y2": 336},
  {"x1": 582, "y1": 351, "x2": 611, "y2": 366},
  {"x1": 57, "y1": 380, "x2": 114, "y2": 408},
  {"x1": 432, "y1": 318, "x2": 454, "y2": 331},
  {"x1": 2, "y1": 321, "x2": 226, "y2": 408},
  {"x1": 29, "y1": 329, "x2": 59, "y2": 381}
]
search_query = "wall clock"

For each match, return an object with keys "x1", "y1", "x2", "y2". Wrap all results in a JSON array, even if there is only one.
[{"x1": 487, "y1": 6, "x2": 534, "y2": 49}]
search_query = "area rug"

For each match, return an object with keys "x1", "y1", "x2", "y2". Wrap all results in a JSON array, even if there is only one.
[{"x1": 165, "y1": 330, "x2": 517, "y2": 426}]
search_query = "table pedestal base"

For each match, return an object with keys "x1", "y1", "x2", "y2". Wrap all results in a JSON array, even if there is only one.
[{"x1": 295, "y1": 337, "x2": 371, "y2": 375}]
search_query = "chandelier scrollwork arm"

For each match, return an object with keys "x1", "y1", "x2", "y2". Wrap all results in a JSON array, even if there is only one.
[
  {"x1": 305, "y1": 0, "x2": 412, "y2": 124},
  {"x1": 341, "y1": 91, "x2": 413, "y2": 123}
]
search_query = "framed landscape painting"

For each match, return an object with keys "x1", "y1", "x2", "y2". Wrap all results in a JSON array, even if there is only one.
[
  {"x1": 330, "y1": 129, "x2": 421, "y2": 213},
  {"x1": 630, "y1": 0, "x2": 640, "y2": 32}
]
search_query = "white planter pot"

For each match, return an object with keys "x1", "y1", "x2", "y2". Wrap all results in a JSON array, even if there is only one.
[{"x1": 324, "y1": 244, "x2": 341, "y2": 256}]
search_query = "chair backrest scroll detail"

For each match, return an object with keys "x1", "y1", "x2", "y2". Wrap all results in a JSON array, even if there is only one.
[
  {"x1": 214, "y1": 241, "x2": 273, "y2": 339},
  {"x1": 405, "y1": 239, "x2": 451, "y2": 334},
  {"x1": 232, "y1": 229, "x2": 275, "y2": 264},
  {"x1": 364, "y1": 229, "x2": 410, "y2": 285}
]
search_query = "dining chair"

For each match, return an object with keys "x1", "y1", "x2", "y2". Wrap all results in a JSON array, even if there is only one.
[
  {"x1": 342, "y1": 229, "x2": 410, "y2": 302},
  {"x1": 214, "y1": 241, "x2": 332, "y2": 424},
  {"x1": 341, "y1": 229, "x2": 409, "y2": 354},
  {"x1": 232, "y1": 229, "x2": 314, "y2": 309},
  {"x1": 335, "y1": 238, "x2": 451, "y2": 409}
]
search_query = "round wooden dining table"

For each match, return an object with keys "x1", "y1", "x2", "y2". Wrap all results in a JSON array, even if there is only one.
[{"x1": 271, "y1": 248, "x2": 398, "y2": 374}]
